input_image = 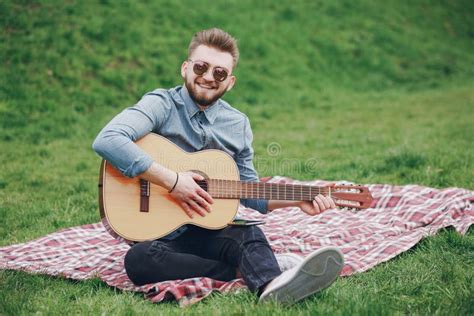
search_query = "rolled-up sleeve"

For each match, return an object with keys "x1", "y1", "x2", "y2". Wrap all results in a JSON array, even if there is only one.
[
  {"x1": 236, "y1": 117, "x2": 269, "y2": 214},
  {"x1": 92, "y1": 92, "x2": 171, "y2": 177}
]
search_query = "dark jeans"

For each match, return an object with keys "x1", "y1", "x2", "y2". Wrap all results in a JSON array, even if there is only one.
[{"x1": 124, "y1": 225, "x2": 282, "y2": 292}]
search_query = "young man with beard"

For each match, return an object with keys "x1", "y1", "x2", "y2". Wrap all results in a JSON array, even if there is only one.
[{"x1": 93, "y1": 28, "x2": 344, "y2": 304}]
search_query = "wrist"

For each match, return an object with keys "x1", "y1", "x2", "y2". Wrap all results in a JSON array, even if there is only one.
[
  {"x1": 160, "y1": 167, "x2": 178, "y2": 190},
  {"x1": 144, "y1": 162, "x2": 177, "y2": 190}
]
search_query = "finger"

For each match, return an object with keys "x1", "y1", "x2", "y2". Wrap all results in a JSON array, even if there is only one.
[
  {"x1": 314, "y1": 196, "x2": 325, "y2": 211},
  {"x1": 319, "y1": 194, "x2": 331, "y2": 209},
  {"x1": 328, "y1": 197, "x2": 337, "y2": 209},
  {"x1": 187, "y1": 199, "x2": 207, "y2": 217},
  {"x1": 191, "y1": 172, "x2": 205, "y2": 181},
  {"x1": 192, "y1": 193, "x2": 211, "y2": 212},
  {"x1": 180, "y1": 202, "x2": 194, "y2": 219},
  {"x1": 311, "y1": 200, "x2": 321, "y2": 214},
  {"x1": 197, "y1": 188, "x2": 214, "y2": 205}
]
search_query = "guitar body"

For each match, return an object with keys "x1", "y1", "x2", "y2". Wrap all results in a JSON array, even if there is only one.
[{"x1": 99, "y1": 133, "x2": 240, "y2": 242}]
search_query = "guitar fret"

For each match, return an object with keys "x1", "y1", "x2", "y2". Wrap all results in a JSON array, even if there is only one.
[
  {"x1": 207, "y1": 179, "x2": 337, "y2": 202},
  {"x1": 256, "y1": 181, "x2": 259, "y2": 200}
]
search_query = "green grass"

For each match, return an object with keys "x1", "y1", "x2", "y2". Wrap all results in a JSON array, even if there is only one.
[{"x1": 1, "y1": 0, "x2": 473, "y2": 314}]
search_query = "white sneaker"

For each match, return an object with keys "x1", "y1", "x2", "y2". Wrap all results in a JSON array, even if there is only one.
[
  {"x1": 275, "y1": 253, "x2": 303, "y2": 272},
  {"x1": 259, "y1": 247, "x2": 344, "y2": 305}
]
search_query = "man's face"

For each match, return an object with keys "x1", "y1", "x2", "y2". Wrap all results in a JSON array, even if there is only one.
[{"x1": 181, "y1": 45, "x2": 236, "y2": 107}]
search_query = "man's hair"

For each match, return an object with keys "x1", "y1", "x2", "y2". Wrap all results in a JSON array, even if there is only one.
[{"x1": 188, "y1": 28, "x2": 239, "y2": 67}]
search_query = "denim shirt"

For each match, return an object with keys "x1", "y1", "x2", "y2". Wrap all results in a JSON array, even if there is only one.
[{"x1": 93, "y1": 85, "x2": 268, "y2": 238}]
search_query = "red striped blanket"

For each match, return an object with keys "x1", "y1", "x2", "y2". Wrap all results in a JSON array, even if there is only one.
[{"x1": 1, "y1": 178, "x2": 473, "y2": 307}]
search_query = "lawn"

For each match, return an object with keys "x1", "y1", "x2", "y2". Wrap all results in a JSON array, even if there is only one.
[{"x1": 1, "y1": 0, "x2": 473, "y2": 314}]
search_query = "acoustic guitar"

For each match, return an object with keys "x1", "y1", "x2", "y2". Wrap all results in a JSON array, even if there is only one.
[{"x1": 98, "y1": 133, "x2": 373, "y2": 242}]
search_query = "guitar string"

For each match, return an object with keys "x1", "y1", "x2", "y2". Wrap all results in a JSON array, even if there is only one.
[
  {"x1": 199, "y1": 180, "x2": 365, "y2": 206},
  {"x1": 198, "y1": 182, "x2": 364, "y2": 206},
  {"x1": 138, "y1": 178, "x2": 361, "y2": 200},
  {"x1": 137, "y1": 178, "x2": 364, "y2": 205},
  {"x1": 195, "y1": 179, "x2": 334, "y2": 200},
  {"x1": 198, "y1": 182, "x2": 332, "y2": 191}
]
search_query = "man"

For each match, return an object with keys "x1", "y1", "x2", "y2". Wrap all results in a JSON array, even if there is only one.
[{"x1": 93, "y1": 28, "x2": 344, "y2": 304}]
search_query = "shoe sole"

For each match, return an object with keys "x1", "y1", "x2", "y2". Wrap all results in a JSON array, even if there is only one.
[
  {"x1": 260, "y1": 247, "x2": 344, "y2": 305},
  {"x1": 276, "y1": 253, "x2": 303, "y2": 272}
]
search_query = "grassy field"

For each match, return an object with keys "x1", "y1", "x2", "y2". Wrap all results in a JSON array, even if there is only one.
[{"x1": 1, "y1": 0, "x2": 473, "y2": 314}]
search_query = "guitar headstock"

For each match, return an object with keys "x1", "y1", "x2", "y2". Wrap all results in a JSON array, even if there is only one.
[{"x1": 330, "y1": 184, "x2": 373, "y2": 210}]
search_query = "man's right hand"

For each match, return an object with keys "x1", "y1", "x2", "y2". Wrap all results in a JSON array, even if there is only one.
[
  {"x1": 169, "y1": 171, "x2": 214, "y2": 218},
  {"x1": 140, "y1": 163, "x2": 214, "y2": 219}
]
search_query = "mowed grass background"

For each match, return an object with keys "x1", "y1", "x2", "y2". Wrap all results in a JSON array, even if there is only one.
[{"x1": 1, "y1": 0, "x2": 473, "y2": 314}]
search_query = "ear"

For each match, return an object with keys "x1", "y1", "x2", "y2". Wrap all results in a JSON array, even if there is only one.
[
  {"x1": 226, "y1": 75, "x2": 237, "y2": 92},
  {"x1": 180, "y1": 61, "x2": 188, "y2": 79}
]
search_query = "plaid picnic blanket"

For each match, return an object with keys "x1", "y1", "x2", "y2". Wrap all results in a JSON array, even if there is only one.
[{"x1": 1, "y1": 177, "x2": 473, "y2": 306}]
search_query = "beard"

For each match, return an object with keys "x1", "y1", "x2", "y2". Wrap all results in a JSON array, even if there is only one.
[{"x1": 184, "y1": 76, "x2": 228, "y2": 107}]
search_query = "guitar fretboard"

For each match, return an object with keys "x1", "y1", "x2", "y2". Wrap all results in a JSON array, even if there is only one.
[{"x1": 196, "y1": 179, "x2": 330, "y2": 201}]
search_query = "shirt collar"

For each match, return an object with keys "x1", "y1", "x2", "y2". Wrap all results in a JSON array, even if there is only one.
[{"x1": 179, "y1": 85, "x2": 221, "y2": 125}]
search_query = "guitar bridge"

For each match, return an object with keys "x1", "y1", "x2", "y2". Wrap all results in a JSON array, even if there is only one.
[{"x1": 140, "y1": 179, "x2": 150, "y2": 212}]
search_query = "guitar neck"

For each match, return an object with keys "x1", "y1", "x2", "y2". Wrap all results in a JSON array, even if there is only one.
[{"x1": 198, "y1": 179, "x2": 328, "y2": 201}]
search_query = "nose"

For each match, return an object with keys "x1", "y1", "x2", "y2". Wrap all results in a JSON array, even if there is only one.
[{"x1": 202, "y1": 69, "x2": 215, "y2": 82}]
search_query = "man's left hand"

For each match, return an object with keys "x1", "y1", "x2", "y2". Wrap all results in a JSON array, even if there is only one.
[{"x1": 298, "y1": 183, "x2": 336, "y2": 216}]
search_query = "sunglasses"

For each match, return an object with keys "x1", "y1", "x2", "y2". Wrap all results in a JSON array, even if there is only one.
[{"x1": 188, "y1": 59, "x2": 230, "y2": 82}]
